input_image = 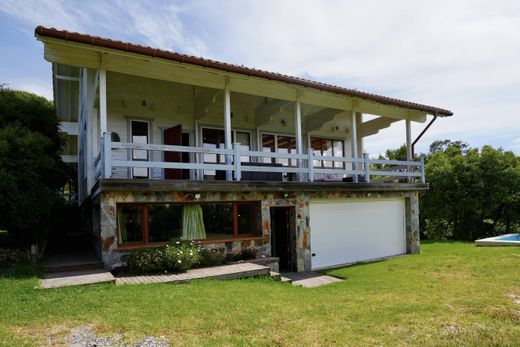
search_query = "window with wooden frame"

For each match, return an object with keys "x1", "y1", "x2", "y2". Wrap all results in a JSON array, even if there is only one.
[
  {"x1": 310, "y1": 137, "x2": 344, "y2": 169},
  {"x1": 202, "y1": 127, "x2": 251, "y2": 177},
  {"x1": 117, "y1": 201, "x2": 261, "y2": 246},
  {"x1": 261, "y1": 133, "x2": 297, "y2": 166}
]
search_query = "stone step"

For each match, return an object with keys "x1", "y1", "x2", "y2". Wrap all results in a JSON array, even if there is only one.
[
  {"x1": 43, "y1": 261, "x2": 105, "y2": 273},
  {"x1": 269, "y1": 271, "x2": 292, "y2": 283},
  {"x1": 39, "y1": 269, "x2": 115, "y2": 289}
]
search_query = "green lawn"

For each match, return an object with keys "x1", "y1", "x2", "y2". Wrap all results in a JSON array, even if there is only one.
[{"x1": 1, "y1": 242, "x2": 519, "y2": 346}]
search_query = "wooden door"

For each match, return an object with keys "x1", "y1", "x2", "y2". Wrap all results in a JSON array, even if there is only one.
[
  {"x1": 270, "y1": 207, "x2": 296, "y2": 272},
  {"x1": 164, "y1": 125, "x2": 182, "y2": 179}
]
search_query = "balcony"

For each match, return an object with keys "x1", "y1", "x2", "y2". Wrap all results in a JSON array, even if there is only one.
[{"x1": 94, "y1": 132, "x2": 425, "y2": 185}]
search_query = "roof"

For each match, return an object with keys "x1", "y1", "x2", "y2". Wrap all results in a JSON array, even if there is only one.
[{"x1": 35, "y1": 26, "x2": 453, "y2": 117}]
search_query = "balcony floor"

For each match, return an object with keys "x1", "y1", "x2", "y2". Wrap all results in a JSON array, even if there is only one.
[{"x1": 95, "y1": 179, "x2": 428, "y2": 193}]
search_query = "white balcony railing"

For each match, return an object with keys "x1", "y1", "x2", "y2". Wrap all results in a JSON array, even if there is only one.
[{"x1": 97, "y1": 132, "x2": 425, "y2": 183}]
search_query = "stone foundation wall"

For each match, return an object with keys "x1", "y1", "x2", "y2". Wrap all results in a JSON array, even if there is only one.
[{"x1": 97, "y1": 189, "x2": 420, "y2": 271}]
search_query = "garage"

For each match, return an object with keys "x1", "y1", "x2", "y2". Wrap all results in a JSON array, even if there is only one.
[{"x1": 310, "y1": 199, "x2": 406, "y2": 269}]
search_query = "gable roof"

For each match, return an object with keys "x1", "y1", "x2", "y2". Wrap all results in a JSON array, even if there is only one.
[{"x1": 35, "y1": 26, "x2": 453, "y2": 117}]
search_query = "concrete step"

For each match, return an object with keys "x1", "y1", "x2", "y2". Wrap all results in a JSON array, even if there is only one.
[{"x1": 39, "y1": 268, "x2": 115, "y2": 289}]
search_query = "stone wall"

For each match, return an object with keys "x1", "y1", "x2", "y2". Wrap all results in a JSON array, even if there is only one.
[{"x1": 96, "y1": 189, "x2": 420, "y2": 271}]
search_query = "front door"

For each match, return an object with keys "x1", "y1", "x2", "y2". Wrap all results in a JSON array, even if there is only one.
[
  {"x1": 270, "y1": 206, "x2": 296, "y2": 272},
  {"x1": 164, "y1": 125, "x2": 182, "y2": 179}
]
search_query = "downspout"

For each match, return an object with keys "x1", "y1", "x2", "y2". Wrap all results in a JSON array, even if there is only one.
[{"x1": 411, "y1": 112, "x2": 437, "y2": 159}]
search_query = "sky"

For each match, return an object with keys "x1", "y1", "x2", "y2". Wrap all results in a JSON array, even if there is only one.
[{"x1": 0, "y1": 0, "x2": 519, "y2": 156}]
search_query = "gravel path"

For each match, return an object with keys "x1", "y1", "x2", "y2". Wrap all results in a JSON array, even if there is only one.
[{"x1": 65, "y1": 327, "x2": 170, "y2": 347}]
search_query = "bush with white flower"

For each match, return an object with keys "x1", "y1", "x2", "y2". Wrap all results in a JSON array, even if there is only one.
[
  {"x1": 163, "y1": 240, "x2": 200, "y2": 272},
  {"x1": 127, "y1": 240, "x2": 201, "y2": 274}
]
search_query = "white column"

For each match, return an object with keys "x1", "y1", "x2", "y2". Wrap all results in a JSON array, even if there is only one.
[
  {"x1": 406, "y1": 119, "x2": 412, "y2": 161},
  {"x1": 99, "y1": 69, "x2": 107, "y2": 136},
  {"x1": 351, "y1": 111, "x2": 358, "y2": 182},
  {"x1": 294, "y1": 99, "x2": 303, "y2": 181},
  {"x1": 224, "y1": 81, "x2": 232, "y2": 180},
  {"x1": 406, "y1": 119, "x2": 412, "y2": 182},
  {"x1": 85, "y1": 69, "x2": 95, "y2": 192}
]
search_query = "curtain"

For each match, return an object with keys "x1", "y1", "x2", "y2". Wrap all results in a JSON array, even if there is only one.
[
  {"x1": 118, "y1": 210, "x2": 128, "y2": 243},
  {"x1": 182, "y1": 204, "x2": 206, "y2": 240}
]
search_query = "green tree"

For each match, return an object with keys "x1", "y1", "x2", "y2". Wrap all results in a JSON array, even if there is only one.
[
  {"x1": 419, "y1": 140, "x2": 520, "y2": 240},
  {"x1": 0, "y1": 89, "x2": 69, "y2": 246}
]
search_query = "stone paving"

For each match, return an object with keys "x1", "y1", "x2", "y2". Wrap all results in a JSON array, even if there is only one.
[{"x1": 282, "y1": 271, "x2": 343, "y2": 288}]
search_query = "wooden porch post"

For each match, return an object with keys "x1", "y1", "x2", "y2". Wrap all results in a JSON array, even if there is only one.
[
  {"x1": 294, "y1": 98, "x2": 303, "y2": 181},
  {"x1": 351, "y1": 111, "x2": 358, "y2": 182},
  {"x1": 224, "y1": 78, "x2": 232, "y2": 180}
]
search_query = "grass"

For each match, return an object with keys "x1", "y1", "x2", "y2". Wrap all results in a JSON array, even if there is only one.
[{"x1": 0, "y1": 242, "x2": 519, "y2": 346}]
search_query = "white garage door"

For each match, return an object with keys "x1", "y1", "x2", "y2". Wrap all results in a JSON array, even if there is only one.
[{"x1": 310, "y1": 199, "x2": 406, "y2": 269}]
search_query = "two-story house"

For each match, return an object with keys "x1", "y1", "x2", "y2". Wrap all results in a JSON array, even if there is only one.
[{"x1": 36, "y1": 26, "x2": 452, "y2": 271}]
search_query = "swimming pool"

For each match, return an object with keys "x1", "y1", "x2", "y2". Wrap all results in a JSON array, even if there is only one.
[{"x1": 475, "y1": 233, "x2": 520, "y2": 246}]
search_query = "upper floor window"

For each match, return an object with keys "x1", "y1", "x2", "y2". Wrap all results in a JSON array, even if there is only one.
[
  {"x1": 261, "y1": 134, "x2": 297, "y2": 166},
  {"x1": 310, "y1": 137, "x2": 344, "y2": 168},
  {"x1": 202, "y1": 128, "x2": 251, "y2": 178},
  {"x1": 131, "y1": 120, "x2": 149, "y2": 178}
]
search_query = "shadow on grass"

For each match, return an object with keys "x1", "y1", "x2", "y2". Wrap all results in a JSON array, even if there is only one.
[
  {"x1": 0, "y1": 264, "x2": 41, "y2": 280},
  {"x1": 421, "y1": 239, "x2": 471, "y2": 245},
  {"x1": 320, "y1": 258, "x2": 389, "y2": 279}
]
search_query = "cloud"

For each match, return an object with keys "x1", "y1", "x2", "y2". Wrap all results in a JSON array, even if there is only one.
[
  {"x1": 1, "y1": 0, "x2": 519, "y2": 154},
  {"x1": 0, "y1": 0, "x2": 207, "y2": 54},
  {"x1": 6, "y1": 80, "x2": 54, "y2": 100}
]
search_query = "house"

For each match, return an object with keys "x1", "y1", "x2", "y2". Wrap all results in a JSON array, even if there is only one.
[{"x1": 35, "y1": 26, "x2": 453, "y2": 272}]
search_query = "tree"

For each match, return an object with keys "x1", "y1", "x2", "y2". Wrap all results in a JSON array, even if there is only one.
[
  {"x1": 0, "y1": 89, "x2": 69, "y2": 246},
  {"x1": 419, "y1": 141, "x2": 520, "y2": 240}
]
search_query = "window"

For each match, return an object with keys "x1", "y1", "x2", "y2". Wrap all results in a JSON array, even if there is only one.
[
  {"x1": 131, "y1": 120, "x2": 149, "y2": 178},
  {"x1": 201, "y1": 203, "x2": 234, "y2": 239},
  {"x1": 118, "y1": 206, "x2": 144, "y2": 244},
  {"x1": 117, "y1": 202, "x2": 260, "y2": 246},
  {"x1": 261, "y1": 133, "x2": 296, "y2": 166},
  {"x1": 148, "y1": 204, "x2": 183, "y2": 242},
  {"x1": 202, "y1": 128, "x2": 251, "y2": 177},
  {"x1": 310, "y1": 137, "x2": 344, "y2": 168}
]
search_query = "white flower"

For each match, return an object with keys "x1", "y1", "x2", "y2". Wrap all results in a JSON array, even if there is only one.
[
  {"x1": 179, "y1": 251, "x2": 183, "y2": 254},
  {"x1": 176, "y1": 241, "x2": 180, "y2": 244},
  {"x1": 177, "y1": 260, "x2": 182, "y2": 263}
]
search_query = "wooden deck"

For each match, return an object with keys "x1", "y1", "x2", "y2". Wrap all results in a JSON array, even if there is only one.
[
  {"x1": 39, "y1": 268, "x2": 115, "y2": 289},
  {"x1": 115, "y1": 262, "x2": 270, "y2": 285}
]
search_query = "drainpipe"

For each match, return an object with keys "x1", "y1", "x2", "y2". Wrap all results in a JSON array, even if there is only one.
[{"x1": 411, "y1": 112, "x2": 438, "y2": 159}]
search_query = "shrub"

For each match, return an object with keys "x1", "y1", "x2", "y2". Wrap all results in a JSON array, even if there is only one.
[
  {"x1": 197, "y1": 248, "x2": 225, "y2": 267},
  {"x1": 127, "y1": 247, "x2": 165, "y2": 274},
  {"x1": 163, "y1": 241, "x2": 200, "y2": 272},
  {"x1": 0, "y1": 248, "x2": 28, "y2": 268},
  {"x1": 423, "y1": 219, "x2": 454, "y2": 240},
  {"x1": 127, "y1": 241, "x2": 201, "y2": 274}
]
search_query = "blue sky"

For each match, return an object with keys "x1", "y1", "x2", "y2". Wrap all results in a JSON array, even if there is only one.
[{"x1": 1, "y1": 0, "x2": 519, "y2": 156}]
